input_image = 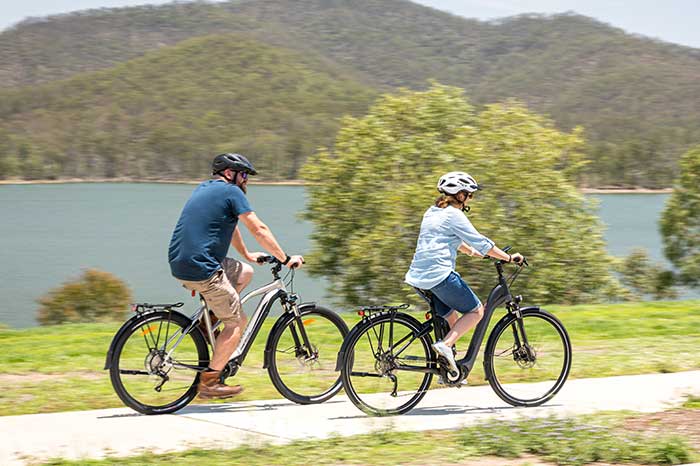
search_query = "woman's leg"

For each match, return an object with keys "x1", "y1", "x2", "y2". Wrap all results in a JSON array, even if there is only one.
[
  {"x1": 442, "y1": 304, "x2": 484, "y2": 347},
  {"x1": 431, "y1": 273, "x2": 482, "y2": 347}
]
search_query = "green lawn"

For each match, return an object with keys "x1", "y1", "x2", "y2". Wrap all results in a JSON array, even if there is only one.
[{"x1": 1, "y1": 300, "x2": 698, "y2": 416}]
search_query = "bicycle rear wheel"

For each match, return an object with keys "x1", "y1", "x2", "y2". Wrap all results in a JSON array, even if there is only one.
[
  {"x1": 341, "y1": 312, "x2": 435, "y2": 416},
  {"x1": 484, "y1": 308, "x2": 571, "y2": 407},
  {"x1": 267, "y1": 305, "x2": 349, "y2": 404},
  {"x1": 109, "y1": 311, "x2": 209, "y2": 414}
]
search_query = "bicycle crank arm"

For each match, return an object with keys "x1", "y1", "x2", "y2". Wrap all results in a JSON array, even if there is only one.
[{"x1": 350, "y1": 371, "x2": 383, "y2": 378}]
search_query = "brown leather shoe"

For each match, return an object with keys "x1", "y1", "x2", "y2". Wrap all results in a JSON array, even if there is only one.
[{"x1": 198, "y1": 370, "x2": 244, "y2": 399}]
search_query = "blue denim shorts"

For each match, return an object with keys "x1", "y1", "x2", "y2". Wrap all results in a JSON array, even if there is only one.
[{"x1": 430, "y1": 272, "x2": 482, "y2": 317}]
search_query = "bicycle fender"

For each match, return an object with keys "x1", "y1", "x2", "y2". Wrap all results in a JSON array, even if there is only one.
[
  {"x1": 262, "y1": 302, "x2": 317, "y2": 370},
  {"x1": 334, "y1": 311, "x2": 423, "y2": 372},
  {"x1": 103, "y1": 309, "x2": 192, "y2": 369}
]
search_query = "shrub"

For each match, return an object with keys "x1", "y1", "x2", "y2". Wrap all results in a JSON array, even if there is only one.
[{"x1": 37, "y1": 269, "x2": 132, "y2": 325}]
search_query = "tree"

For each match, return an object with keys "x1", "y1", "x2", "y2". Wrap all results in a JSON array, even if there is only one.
[
  {"x1": 301, "y1": 83, "x2": 621, "y2": 307},
  {"x1": 37, "y1": 269, "x2": 132, "y2": 325},
  {"x1": 616, "y1": 249, "x2": 677, "y2": 300},
  {"x1": 660, "y1": 145, "x2": 700, "y2": 287}
]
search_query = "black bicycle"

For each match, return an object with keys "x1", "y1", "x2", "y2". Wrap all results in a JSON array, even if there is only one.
[
  {"x1": 105, "y1": 256, "x2": 349, "y2": 415},
  {"x1": 337, "y1": 248, "x2": 572, "y2": 416}
]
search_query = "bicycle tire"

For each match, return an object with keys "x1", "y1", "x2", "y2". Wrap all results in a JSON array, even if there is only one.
[
  {"x1": 267, "y1": 305, "x2": 349, "y2": 404},
  {"x1": 109, "y1": 311, "x2": 209, "y2": 415},
  {"x1": 341, "y1": 312, "x2": 435, "y2": 416},
  {"x1": 483, "y1": 308, "x2": 571, "y2": 407}
]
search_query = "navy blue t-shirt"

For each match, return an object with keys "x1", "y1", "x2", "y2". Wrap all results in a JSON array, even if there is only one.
[{"x1": 168, "y1": 180, "x2": 253, "y2": 281}]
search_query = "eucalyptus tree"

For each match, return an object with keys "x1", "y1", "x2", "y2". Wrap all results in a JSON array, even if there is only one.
[
  {"x1": 302, "y1": 84, "x2": 621, "y2": 307},
  {"x1": 661, "y1": 145, "x2": 700, "y2": 287}
]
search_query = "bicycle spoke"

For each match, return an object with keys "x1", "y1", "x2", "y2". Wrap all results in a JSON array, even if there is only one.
[
  {"x1": 344, "y1": 314, "x2": 433, "y2": 416},
  {"x1": 486, "y1": 311, "x2": 571, "y2": 406},
  {"x1": 113, "y1": 315, "x2": 203, "y2": 412},
  {"x1": 269, "y1": 308, "x2": 347, "y2": 403}
]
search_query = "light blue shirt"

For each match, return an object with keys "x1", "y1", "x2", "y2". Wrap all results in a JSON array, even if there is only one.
[{"x1": 405, "y1": 206, "x2": 494, "y2": 290}]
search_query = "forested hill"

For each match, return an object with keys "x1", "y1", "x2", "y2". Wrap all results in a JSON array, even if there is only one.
[
  {"x1": 1, "y1": 0, "x2": 699, "y2": 187},
  {"x1": 0, "y1": 34, "x2": 376, "y2": 180}
]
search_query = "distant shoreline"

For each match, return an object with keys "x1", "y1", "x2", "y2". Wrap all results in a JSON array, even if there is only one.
[
  {"x1": 0, "y1": 178, "x2": 672, "y2": 193},
  {"x1": 0, "y1": 178, "x2": 305, "y2": 186}
]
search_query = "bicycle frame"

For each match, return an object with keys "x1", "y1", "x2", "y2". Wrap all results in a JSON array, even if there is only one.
[
  {"x1": 389, "y1": 262, "x2": 524, "y2": 377},
  {"x1": 189, "y1": 277, "x2": 290, "y2": 367}
]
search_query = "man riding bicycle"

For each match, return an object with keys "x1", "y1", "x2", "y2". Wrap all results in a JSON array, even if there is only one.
[{"x1": 168, "y1": 153, "x2": 304, "y2": 399}]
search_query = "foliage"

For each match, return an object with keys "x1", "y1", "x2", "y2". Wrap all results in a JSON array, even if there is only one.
[
  {"x1": 617, "y1": 248, "x2": 678, "y2": 299},
  {"x1": 1, "y1": 0, "x2": 699, "y2": 185},
  {"x1": 0, "y1": 34, "x2": 376, "y2": 181},
  {"x1": 37, "y1": 269, "x2": 132, "y2": 325},
  {"x1": 44, "y1": 415, "x2": 696, "y2": 465},
  {"x1": 463, "y1": 416, "x2": 695, "y2": 466},
  {"x1": 660, "y1": 146, "x2": 700, "y2": 286},
  {"x1": 302, "y1": 83, "x2": 621, "y2": 306}
]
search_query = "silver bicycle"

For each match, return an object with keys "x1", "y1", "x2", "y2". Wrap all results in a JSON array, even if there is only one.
[{"x1": 105, "y1": 256, "x2": 348, "y2": 415}]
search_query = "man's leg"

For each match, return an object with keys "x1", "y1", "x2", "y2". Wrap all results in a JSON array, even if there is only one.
[
  {"x1": 195, "y1": 267, "x2": 247, "y2": 398},
  {"x1": 208, "y1": 313, "x2": 246, "y2": 371}
]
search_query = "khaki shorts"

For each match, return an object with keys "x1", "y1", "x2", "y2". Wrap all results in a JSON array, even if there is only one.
[{"x1": 179, "y1": 258, "x2": 244, "y2": 325}]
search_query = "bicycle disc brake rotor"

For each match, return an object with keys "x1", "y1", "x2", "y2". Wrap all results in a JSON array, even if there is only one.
[
  {"x1": 296, "y1": 344, "x2": 319, "y2": 366},
  {"x1": 513, "y1": 345, "x2": 537, "y2": 368}
]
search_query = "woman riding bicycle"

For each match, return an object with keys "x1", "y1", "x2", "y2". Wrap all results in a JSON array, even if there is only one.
[{"x1": 405, "y1": 171, "x2": 523, "y2": 375}]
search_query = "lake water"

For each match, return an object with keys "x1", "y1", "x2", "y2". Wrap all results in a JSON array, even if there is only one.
[{"x1": 0, "y1": 184, "x2": 691, "y2": 328}]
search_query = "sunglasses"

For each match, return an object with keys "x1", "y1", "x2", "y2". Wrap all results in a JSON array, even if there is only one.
[{"x1": 239, "y1": 172, "x2": 248, "y2": 181}]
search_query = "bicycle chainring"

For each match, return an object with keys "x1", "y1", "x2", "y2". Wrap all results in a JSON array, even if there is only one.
[{"x1": 441, "y1": 364, "x2": 467, "y2": 385}]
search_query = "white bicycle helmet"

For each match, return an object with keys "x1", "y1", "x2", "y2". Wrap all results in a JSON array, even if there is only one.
[{"x1": 437, "y1": 171, "x2": 481, "y2": 195}]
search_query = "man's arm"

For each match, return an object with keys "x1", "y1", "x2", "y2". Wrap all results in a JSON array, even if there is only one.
[
  {"x1": 230, "y1": 226, "x2": 265, "y2": 262},
  {"x1": 239, "y1": 212, "x2": 303, "y2": 267}
]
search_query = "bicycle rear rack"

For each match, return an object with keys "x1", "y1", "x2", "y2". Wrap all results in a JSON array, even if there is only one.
[
  {"x1": 131, "y1": 302, "x2": 184, "y2": 314},
  {"x1": 355, "y1": 303, "x2": 409, "y2": 316}
]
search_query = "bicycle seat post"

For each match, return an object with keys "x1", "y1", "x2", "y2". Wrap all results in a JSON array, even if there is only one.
[{"x1": 200, "y1": 296, "x2": 216, "y2": 351}]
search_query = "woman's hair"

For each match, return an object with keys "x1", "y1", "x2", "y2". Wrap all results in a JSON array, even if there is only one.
[{"x1": 435, "y1": 193, "x2": 461, "y2": 208}]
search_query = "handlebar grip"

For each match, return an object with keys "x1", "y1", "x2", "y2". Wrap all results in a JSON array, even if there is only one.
[
  {"x1": 256, "y1": 255, "x2": 275, "y2": 264},
  {"x1": 290, "y1": 258, "x2": 306, "y2": 268}
]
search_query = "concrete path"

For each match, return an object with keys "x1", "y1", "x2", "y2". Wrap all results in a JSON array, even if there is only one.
[{"x1": 3, "y1": 371, "x2": 700, "y2": 465}]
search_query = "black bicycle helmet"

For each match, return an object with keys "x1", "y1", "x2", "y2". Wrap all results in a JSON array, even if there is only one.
[{"x1": 212, "y1": 153, "x2": 258, "y2": 176}]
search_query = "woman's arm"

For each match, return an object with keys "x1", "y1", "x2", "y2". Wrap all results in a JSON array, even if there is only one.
[{"x1": 458, "y1": 242, "x2": 483, "y2": 257}]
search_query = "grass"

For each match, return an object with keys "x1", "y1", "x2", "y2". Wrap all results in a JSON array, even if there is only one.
[
  {"x1": 41, "y1": 414, "x2": 697, "y2": 465},
  {"x1": 684, "y1": 395, "x2": 700, "y2": 409},
  {"x1": 1, "y1": 299, "x2": 698, "y2": 416}
]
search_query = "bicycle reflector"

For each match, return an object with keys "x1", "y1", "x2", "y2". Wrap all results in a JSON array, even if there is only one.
[
  {"x1": 302, "y1": 319, "x2": 316, "y2": 326},
  {"x1": 140, "y1": 325, "x2": 157, "y2": 336},
  {"x1": 357, "y1": 310, "x2": 365, "y2": 317},
  {"x1": 191, "y1": 290, "x2": 196, "y2": 297}
]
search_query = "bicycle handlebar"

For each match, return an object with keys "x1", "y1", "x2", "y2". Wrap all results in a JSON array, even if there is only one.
[
  {"x1": 256, "y1": 255, "x2": 306, "y2": 268},
  {"x1": 482, "y1": 245, "x2": 528, "y2": 267}
]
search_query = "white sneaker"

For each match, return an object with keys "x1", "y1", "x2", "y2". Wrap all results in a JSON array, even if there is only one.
[{"x1": 432, "y1": 340, "x2": 458, "y2": 374}]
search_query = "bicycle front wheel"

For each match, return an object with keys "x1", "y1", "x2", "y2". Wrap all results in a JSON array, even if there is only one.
[
  {"x1": 341, "y1": 312, "x2": 435, "y2": 416},
  {"x1": 109, "y1": 311, "x2": 209, "y2": 415},
  {"x1": 484, "y1": 308, "x2": 571, "y2": 407},
  {"x1": 267, "y1": 305, "x2": 349, "y2": 404}
]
